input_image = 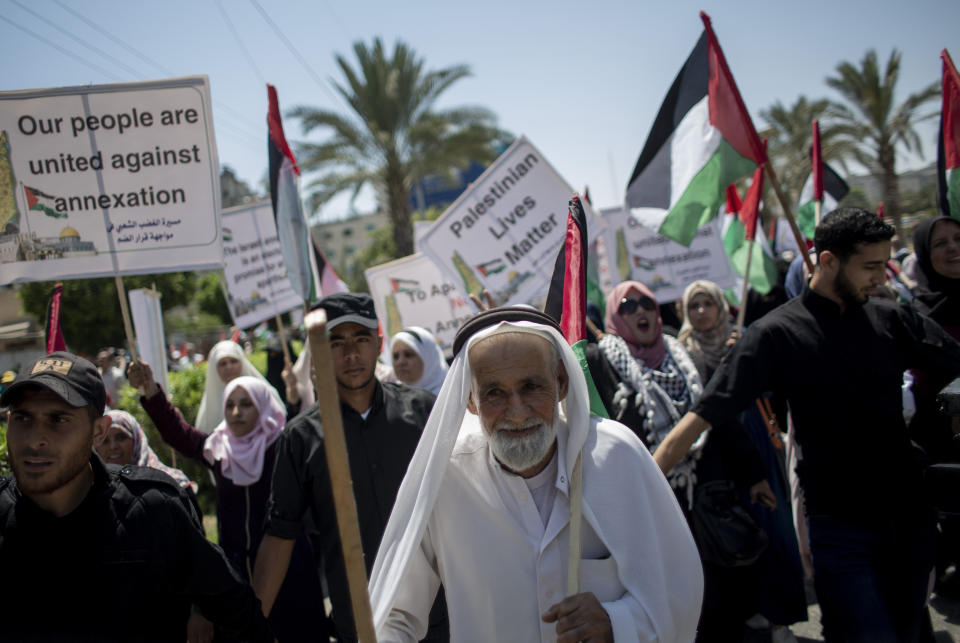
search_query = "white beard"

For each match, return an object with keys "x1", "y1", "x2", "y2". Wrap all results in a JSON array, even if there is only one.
[{"x1": 488, "y1": 412, "x2": 559, "y2": 474}]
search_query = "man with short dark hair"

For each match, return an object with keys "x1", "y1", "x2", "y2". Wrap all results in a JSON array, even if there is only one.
[
  {"x1": 0, "y1": 351, "x2": 272, "y2": 641},
  {"x1": 253, "y1": 292, "x2": 447, "y2": 641},
  {"x1": 655, "y1": 208, "x2": 960, "y2": 642}
]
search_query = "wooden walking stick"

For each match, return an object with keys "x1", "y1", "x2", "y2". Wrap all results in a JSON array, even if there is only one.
[{"x1": 305, "y1": 309, "x2": 377, "y2": 642}]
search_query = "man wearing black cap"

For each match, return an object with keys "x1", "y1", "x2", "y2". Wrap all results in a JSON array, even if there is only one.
[
  {"x1": 253, "y1": 293, "x2": 448, "y2": 641},
  {"x1": 0, "y1": 351, "x2": 272, "y2": 640}
]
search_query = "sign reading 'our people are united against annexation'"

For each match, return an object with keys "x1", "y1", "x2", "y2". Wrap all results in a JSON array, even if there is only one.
[
  {"x1": 599, "y1": 206, "x2": 735, "y2": 303},
  {"x1": 221, "y1": 202, "x2": 303, "y2": 330},
  {"x1": 365, "y1": 253, "x2": 474, "y2": 357},
  {"x1": 417, "y1": 136, "x2": 600, "y2": 307},
  {"x1": 0, "y1": 76, "x2": 221, "y2": 284}
]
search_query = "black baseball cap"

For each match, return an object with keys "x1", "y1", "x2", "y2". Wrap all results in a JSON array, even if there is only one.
[
  {"x1": 318, "y1": 293, "x2": 379, "y2": 331},
  {"x1": 0, "y1": 351, "x2": 106, "y2": 414}
]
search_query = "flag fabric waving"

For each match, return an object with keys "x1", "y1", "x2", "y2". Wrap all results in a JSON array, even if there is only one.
[
  {"x1": 938, "y1": 49, "x2": 960, "y2": 220},
  {"x1": 722, "y1": 179, "x2": 778, "y2": 297},
  {"x1": 24, "y1": 185, "x2": 67, "y2": 219},
  {"x1": 797, "y1": 162, "x2": 849, "y2": 240},
  {"x1": 626, "y1": 11, "x2": 766, "y2": 247},
  {"x1": 268, "y1": 84, "x2": 321, "y2": 304},
  {"x1": 45, "y1": 282, "x2": 67, "y2": 353},
  {"x1": 545, "y1": 196, "x2": 608, "y2": 418},
  {"x1": 312, "y1": 238, "x2": 350, "y2": 296}
]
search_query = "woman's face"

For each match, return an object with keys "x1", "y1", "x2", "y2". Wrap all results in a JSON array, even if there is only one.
[
  {"x1": 216, "y1": 356, "x2": 243, "y2": 383},
  {"x1": 225, "y1": 387, "x2": 260, "y2": 437},
  {"x1": 618, "y1": 291, "x2": 659, "y2": 346},
  {"x1": 687, "y1": 291, "x2": 721, "y2": 332},
  {"x1": 392, "y1": 342, "x2": 424, "y2": 385},
  {"x1": 929, "y1": 220, "x2": 960, "y2": 280},
  {"x1": 96, "y1": 425, "x2": 135, "y2": 466}
]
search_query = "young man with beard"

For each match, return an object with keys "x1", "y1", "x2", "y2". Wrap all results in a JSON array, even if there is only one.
[
  {"x1": 369, "y1": 307, "x2": 703, "y2": 642},
  {"x1": 0, "y1": 352, "x2": 272, "y2": 641},
  {"x1": 654, "y1": 207, "x2": 960, "y2": 642},
  {"x1": 253, "y1": 292, "x2": 448, "y2": 642}
]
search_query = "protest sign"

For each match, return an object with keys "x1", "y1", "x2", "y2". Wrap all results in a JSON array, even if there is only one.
[
  {"x1": 600, "y1": 206, "x2": 735, "y2": 302},
  {"x1": 221, "y1": 201, "x2": 303, "y2": 329},
  {"x1": 365, "y1": 253, "x2": 473, "y2": 357},
  {"x1": 128, "y1": 288, "x2": 170, "y2": 395},
  {"x1": 417, "y1": 136, "x2": 600, "y2": 307},
  {"x1": 0, "y1": 76, "x2": 221, "y2": 284}
]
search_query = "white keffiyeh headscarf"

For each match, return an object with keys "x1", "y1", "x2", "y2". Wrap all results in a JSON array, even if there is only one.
[
  {"x1": 389, "y1": 326, "x2": 449, "y2": 395},
  {"x1": 194, "y1": 341, "x2": 280, "y2": 433}
]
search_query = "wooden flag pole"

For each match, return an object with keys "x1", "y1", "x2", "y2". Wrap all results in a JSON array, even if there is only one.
[
  {"x1": 764, "y1": 163, "x2": 814, "y2": 273},
  {"x1": 114, "y1": 275, "x2": 147, "y2": 398},
  {"x1": 566, "y1": 453, "x2": 583, "y2": 596},
  {"x1": 275, "y1": 314, "x2": 292, "y2": 367},
  {"x1": 736, "y1": 237, "x2": 756, "y2": 329},
  {"x1": 306, "y1": 309, "x2": 377, "y2": 643}
]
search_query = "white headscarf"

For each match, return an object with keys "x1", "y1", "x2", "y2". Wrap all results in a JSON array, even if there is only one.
[
  {"x1": 369, "y1": 319, "x2": 703, "y2": 641},
  {"x1": 202, "y1": 376, "x2": 286, "y2": 486},
  {"x1": 194, "y1": 340, "x2": 281, "y2": 434},
  {"x1": 389, "y1": 326, "x2": 449, "y2": 395}
]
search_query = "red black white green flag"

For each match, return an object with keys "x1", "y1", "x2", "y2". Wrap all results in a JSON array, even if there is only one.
[
  {"x1": 45, "y1": 282, "x2": 67, "y2": 353},
  {"x1": 268, "y1": 84, "x2": 321, "y2": 304},
  {"x1": 626, "y1": 11, "x2": 766, "y2": 247},
  {"x1": 545, "y1": 196, "x2": 607, "y2": 418},
  {"x1": 938, "y1": 49, "x2": 960, "y2": 220}
]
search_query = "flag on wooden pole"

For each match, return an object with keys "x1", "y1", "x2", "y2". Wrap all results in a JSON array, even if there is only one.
[
  {"x1": 797, "y1": 162, "x2": 849, "y2": 240},
  {"x1": 545, "y1": 196, "x2": 608, "y2": 418},
  {"x1": 626, "y1": 11, "x2": 766, "y2": 247},
  {"x1": 938, "y1": 49, "x2": 960, "y2": 220},
  {"x1": 268, "y1": 84, "x2": 321, "y2": 304},
  {"x1": 45, "y1": 282, "x2": 67, "y2": 353}
]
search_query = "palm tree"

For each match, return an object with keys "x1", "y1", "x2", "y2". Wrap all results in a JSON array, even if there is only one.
[
  {"x1": 760, "y1": 96, "x2": 860, "y2": 207},
  {"x1": 289, "y1": 38, "x2": 510, "y2": 257},
  {"x1": 825, "y1": 49, "x2": 940, "y2": 238}
]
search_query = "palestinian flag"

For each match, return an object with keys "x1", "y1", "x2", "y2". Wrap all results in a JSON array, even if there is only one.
[
  {"x1": 938, "y1": 49, "x2": 960, "y2": 220},
  {"x1": 722, "y1": 179, "x2": 778, "y2": 297},
  {"x1": 45, "y1": 282, "x2": 67, "y2": 353},
  {"x1": 312, "y1": 238, "x2": 349, "y2": 295},
  {"x1": 796, "y1": 163, "x2": 849, "y2": 240},
  {"x1": 268, "y1": 84, "x2": 320, "y2": 304},
  {"x1": 544, "y1": 196, "x2": 607, "y2": 418},
  {"x1": 24, "y1": 185, "x2": 66, "y2": 219},
  {"x1": 626, "y1": 11, "x2": 766, "y2": 247}
]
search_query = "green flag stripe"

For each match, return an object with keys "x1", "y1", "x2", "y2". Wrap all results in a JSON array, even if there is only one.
[
  {"x1": 659, "y1": 138, "x2": 756, "y2": 246},
  {"x1": 571, "y1": 339, "x2": 608, "y2": 418},
  {"x1": 949, "y1": 167, "x2": 960, "y2": 220},
  {"x1": 723, "y1": 217, "x2": 777, "y2": 295}
]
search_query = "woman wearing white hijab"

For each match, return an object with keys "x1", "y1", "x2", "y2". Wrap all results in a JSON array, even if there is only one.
[
  {"x1": 194, "y1": 340, "x2": 282, "y2": 434},
  {"x1": 389, "y1": 327, "x2": 449, "y2": 395}
]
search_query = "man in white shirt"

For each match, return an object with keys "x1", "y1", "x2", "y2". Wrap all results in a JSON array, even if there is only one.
[{"x1": 369, "y1": 307, "x2": 703, "y2": 643}]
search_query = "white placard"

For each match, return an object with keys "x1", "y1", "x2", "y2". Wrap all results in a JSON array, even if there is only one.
[
  {"x1": 417, "y1": 136, "x2": 599, "y2": 307},
  {"x1": 221, "y1": 201, "x2": 303, "y2": 329},
  {"x1": 0, "y1": 77, "x2": 221, "y2": 284},
  {"x1": 365, "y1": 253, "x2": 473, "y2": 357},
  {"x1": 600, "y1": 206, "x2": 736, "y2": 302},
  {"x1": 128, "y1": 288, "x2": 169, "y2": 395}
]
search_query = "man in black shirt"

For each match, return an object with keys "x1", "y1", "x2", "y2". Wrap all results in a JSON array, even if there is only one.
[
  {"x1": 654, "y1": 208, "x2": 960, "y2": 643},
  {"x1": 0, "y1": 351, "x2": 271, "y2": 641},
  {"x1": 253, "y1": 293, "x2": 447, "y2": 641}
]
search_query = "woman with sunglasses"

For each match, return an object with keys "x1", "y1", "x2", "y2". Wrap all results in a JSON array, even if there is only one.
[{"x1": 593, "y1": 280, "x2": 771, "y2": 641}]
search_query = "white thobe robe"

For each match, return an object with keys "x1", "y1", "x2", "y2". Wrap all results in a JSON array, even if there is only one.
[{"x1": 380, "y1": 417, "x2": 703, "y2": 642}]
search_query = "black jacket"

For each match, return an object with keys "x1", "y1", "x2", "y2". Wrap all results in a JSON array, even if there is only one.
[{"x1": 0, "y1": 455, "x2": 272, "y2": 642}]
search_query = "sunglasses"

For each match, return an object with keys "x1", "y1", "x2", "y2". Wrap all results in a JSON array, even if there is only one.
[{"x1": 617, "y1": 296, "x2": 657, "y2": 316}]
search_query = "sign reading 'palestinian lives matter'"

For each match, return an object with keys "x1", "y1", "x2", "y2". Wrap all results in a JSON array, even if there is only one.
[
  {"x1": 221, "y1": 202, "x2": 303, "y2": 330},
  {"x1": 600, "y1": 206, "x2": 735, "y2": 303},
  {"x1": 0, "y1": 76, "x2": 221, "y2": 284},
  {"x1": 418, "y1": 136, "x2": 599, "y2": 307},
  {"x1": 365, "y1": 253, "x2": 474, "y2": 357}
]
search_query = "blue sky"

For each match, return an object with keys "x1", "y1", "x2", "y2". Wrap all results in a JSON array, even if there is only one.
[{"x1": 3, "y1": 0, "x2": 958, "y2": 221}]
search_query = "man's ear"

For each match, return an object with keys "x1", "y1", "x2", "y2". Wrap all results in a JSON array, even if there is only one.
[
  {"x1": 466, "y1": 391, "x2": 477, "y2": 416},
  {"x1": 377, "y1": 334, "x2": 383, "y2": 354},
  {"x1": 557, "y1": 361, "x2": 569, "y2": 402},
  {"x1": 819, "y1": 249, "x2": 839, "y2": 275},
  {"x1": 91, "y1": 415, "x2": 111, "y2": 446}
]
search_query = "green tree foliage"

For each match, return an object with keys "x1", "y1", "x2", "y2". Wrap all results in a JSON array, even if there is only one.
[
  {"x1": 0, "y1": 420, "x2": 10, "y2": 478},
  {"x1": 290, "y1": 38, "x2": 511, "y2": 256},
  {"x1": 760, "y1": 96, "x2": 861, "y2": 209},
  {"x1": 826, "y1": 49, "x2": 940, "y2": 238}
]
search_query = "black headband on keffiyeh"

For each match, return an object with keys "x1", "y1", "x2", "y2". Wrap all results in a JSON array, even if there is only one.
[{"x1": 453, "y1": 306, "x2": 562, "y2": 357}]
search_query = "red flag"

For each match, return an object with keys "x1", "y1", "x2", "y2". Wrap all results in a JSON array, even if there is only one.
[
  {"x1": 938, "y1": 49, "x2": 960, "y2": 218},
  {"x1": 701, "y1": 11, "x2": 768, "y2": 166},
  {"x1": 812, "y1": 120, "x2": 824, "y2": 202},
  {"x1": 725, "y1": 184, "x2": 742, "y2": 214},
  {"x1": 877, "y1": 202, "x2": 885, "y2": 219},
  {"x1": 739, "y1": 139, "x2": 768, "y2": 241},
  {"x1": 45, "y1": 282, "x2": 67, "y2": 353}
]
